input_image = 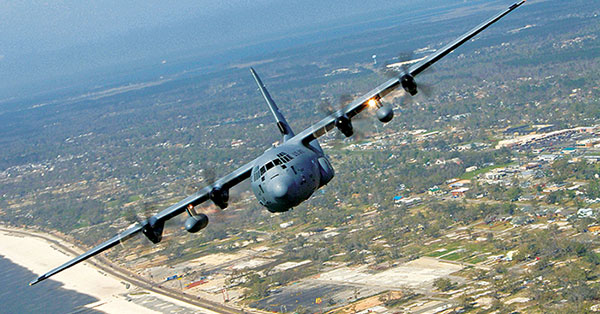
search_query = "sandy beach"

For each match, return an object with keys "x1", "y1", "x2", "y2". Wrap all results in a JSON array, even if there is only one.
[{"x1": 0, "y1": 226, "x2": 215, "y2": 314}]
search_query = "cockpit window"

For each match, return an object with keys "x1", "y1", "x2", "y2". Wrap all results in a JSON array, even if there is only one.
[
  {"x1": 276, "y1": 152, "x2": 294, "y2": 163},
  {"x1": 260, "y1": 154, "x2": 293, "y2": 177}
]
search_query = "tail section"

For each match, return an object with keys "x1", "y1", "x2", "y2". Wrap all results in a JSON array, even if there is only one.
[{"x1": 250, "y1": 68, "x2": 295, "y2": 142}]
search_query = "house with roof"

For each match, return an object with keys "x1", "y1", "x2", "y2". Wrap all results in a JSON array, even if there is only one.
[{"x1": 451, "y1": 187, "x2": 469, "y2": 197}]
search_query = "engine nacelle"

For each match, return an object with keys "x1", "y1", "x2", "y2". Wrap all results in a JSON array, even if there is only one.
[
  {"x1": 335, "y1": 115, "x2": 354, "y2": 137},
  {"x1": 209, "y1": 186, "x2": 229, "y2": 209},
  {"x1": 142, "y1": 216, "x2": 164, "y2": 244},
  {"x1": 401, "y1": 74, "x2": 418, "y2": 96},
  {"x1": 184, "y1": 213, "x2": 209, "y2": 233},
  {"x1": 376, "y1": 105, "x2": 394, "y2": 123}
]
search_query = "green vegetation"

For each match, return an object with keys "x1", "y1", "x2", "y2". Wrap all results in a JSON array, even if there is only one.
[
  {"x1": 433, "y1": 278, "x2": 456, "y2": 292},
  {"x1": 0, "y1": 0, "x2": 599, "y2": 312}
]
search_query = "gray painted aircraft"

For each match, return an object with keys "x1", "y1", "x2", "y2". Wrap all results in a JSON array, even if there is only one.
[{"x1": 30, "y1": 0, "x2": 526, "y2": 285}]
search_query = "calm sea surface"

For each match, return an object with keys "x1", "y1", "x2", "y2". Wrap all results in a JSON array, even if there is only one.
[{"x1": 0, "y1": 255, "x2": 102, "y2": 314}]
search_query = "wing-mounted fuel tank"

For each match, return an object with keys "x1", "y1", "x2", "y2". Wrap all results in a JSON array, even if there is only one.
[
  {"x1": 185, "y1": 213, "x2": 209, "y2": 233},
  {"x1": 317, "y1": 156, "x2": 334, "y2": 187},
  {"x1": 183, "y1": 204, "x2": 209, "y2": 233}
]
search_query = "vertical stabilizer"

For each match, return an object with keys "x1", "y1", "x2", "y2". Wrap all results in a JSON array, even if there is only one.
[{"x1": 250, "y1": 68, "x2": 295, "y2": 142}]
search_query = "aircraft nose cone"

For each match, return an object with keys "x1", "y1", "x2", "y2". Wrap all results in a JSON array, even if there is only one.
[{"x1": 268, "y1": 176, "x2": 291, "y2": 199}]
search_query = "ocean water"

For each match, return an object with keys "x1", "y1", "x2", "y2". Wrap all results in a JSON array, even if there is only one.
[{"x1": 0, "y1": 256, "x2": 102, "y2": 314}]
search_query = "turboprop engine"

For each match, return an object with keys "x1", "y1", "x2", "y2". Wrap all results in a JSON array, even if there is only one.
[
  {"x1": 335, "y1": 115, "x2": 354, "y2": 137},
  {"x1": 209, "y1": 186, "x2": 229, "y2": 209}
]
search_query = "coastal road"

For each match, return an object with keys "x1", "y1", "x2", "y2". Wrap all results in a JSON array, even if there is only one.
[{"x1": 1, "y1": 227, "x2": 246, "y2": 314}]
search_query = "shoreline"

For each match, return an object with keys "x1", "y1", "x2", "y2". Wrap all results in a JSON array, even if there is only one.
[{"x1": 0, "y1": 225, "x2": 220, "y2": 314}]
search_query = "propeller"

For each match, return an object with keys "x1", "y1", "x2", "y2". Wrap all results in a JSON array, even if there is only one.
[
  {"x1": 317, "y1": 94, "x2": 359, "y2": 116},
  {"x1": 198, "y1": 168, "x2": 229, "y2": 222},
  {"x1": 120, "y1": 202, "x2": 158, "y2": 247},
  {"x1": 317, "y1": 94, "x2": 372, "y2": 140},
  {"x1": 124, "y1": 202, "x2": 156, "y2": 228},
  {"x1": 380, "y1": 52, "x2": 435, "y2": 103},
  {"x1": 201, "y1": 168, "x2": 216, "y2": 190}
]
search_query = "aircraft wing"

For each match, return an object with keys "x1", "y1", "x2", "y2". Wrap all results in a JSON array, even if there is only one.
[
  {"x1": 293, "y1": 0, "x2": 525, "y2": 145},
  {"x1": 409, "y1": 0, "x2": 526, "y2": 77},
  {"x1": 294, "y1": 76, "x2": 401, "y2": 145},
  {"x1": 28, "y1": 224, "x2": 143, "y2": 285},
  {"x1": 29, "y1": 159, "x2": 256, "y2": 286}
]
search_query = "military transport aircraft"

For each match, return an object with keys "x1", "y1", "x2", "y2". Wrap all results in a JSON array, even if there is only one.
[{"x1": 30, "y1": 1, "x2": 526, "y2": 285}]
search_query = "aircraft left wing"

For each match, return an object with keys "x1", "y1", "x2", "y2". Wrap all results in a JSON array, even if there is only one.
[
  {"x1": 292, "y1": 0, "x2": 525, "y2": 146},
  {"x1": 409, "y1": 0, "x2": 526, "y2": 77},
  {"x1": 29, "y1": 159, "x2": 256, "y2": 286}
]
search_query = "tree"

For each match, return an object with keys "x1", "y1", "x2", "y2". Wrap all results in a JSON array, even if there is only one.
[
  {"x1": 433, "y1": 278, "x2": 455, "y2": 292},
  {"x1": 458, "y1": 295, "x2": 475, "y2": 310}
]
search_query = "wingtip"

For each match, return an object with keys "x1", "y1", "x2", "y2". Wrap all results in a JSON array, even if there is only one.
[
  {"x1": 29, "y1": 275, "x2": 45, "y2": 286},
  {"x1": 509, "y1": 1, "x2": 526, "y2": 10}
]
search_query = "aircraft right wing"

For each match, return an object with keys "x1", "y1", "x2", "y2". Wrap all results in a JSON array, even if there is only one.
[
  {"x1": 28, "y1": 224, "x2": 143, "y2": 286},
  {"x1": 292, "y1": 0, "x2": 526, "y2": 146}
]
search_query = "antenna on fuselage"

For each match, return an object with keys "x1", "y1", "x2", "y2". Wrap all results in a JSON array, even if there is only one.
[{"x1": 250, "y1": 68, "x2": 295, "y2": 142}]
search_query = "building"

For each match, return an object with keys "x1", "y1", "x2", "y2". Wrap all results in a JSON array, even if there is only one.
[
  {"x1": 428, "y1": 186, "x2": 443, "y2": 195},
  {"x1": 578, "y1": 208, "x2": 596, "y2": 218},
  {"x1": 538, "y1": 154, "x2": 559, "y2": 162},
  {"x1": 465, "y1": 166, "x2": 478, "y2": 172},
  {"x1": 451, "y1": 187, "x2": 469, "y2": 197},
  {"x1": 503, "y1": 125, "x2": 532, "y2": 135},
  {"x1": 485, "y1": 169, "x2": 506, "y2": 180},
  {"x1": 395, "y1": 197, "x2": 422, "y2": 207}
]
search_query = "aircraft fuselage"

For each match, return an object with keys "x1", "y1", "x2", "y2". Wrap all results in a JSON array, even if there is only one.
[{"x1": 250, "y1": 142, "x2": 334, "y2": 212}]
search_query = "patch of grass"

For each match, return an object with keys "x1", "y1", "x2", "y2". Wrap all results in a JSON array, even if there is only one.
[
  {"x1": 128, "y1": 195, "x2": 142, "y2": 202},
  {"x1": 442, "y1": 251, "x2": 466, "y2": 261},
  {"x1": 480, "y1": 221, "x2": 512, "y2": 231},
  {"x1": 443, "y1": 242, "x2": 463, "y2": 252},
  {"x1": 465, "y1": 255, "x2": 488, "y2": 264},
  {"x1": 107, "y1": 200, "x2": 120, "y2": 208},
  {"x1": 425, "y1": 250, "x2": 448, "y2": 257}
]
